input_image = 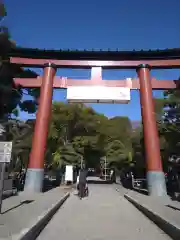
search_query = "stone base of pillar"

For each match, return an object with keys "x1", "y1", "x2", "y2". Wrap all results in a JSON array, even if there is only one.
[
  {"x1": 147, "y1": 171, "x2": 167, "y2": 197},
  {"x1": 24, "y1": 168, "x2": 44, "y2": 193}
]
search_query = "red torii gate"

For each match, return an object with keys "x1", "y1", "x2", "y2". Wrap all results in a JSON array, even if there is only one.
[{"x1": 10, "y1": 48, "x2": 180, "y2": 197}]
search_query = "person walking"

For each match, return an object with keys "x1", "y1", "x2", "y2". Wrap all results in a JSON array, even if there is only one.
[{"x1": 78, "y1": 166, "x2": 88, "y2": 199}]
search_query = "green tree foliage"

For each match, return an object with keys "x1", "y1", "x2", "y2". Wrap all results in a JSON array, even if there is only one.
[
  {"x1": 0, "y1": 2, "x2": 7, "y2": 17},
  {"x1": 10, "y1": 94, "x2": 180, "y2": 175},
  {"x1": 0, "y1": 2, "x2": 11, "y2": 56},
  {"x1": 46, "y1": 102, "x2": 133, "y2": 171},
  {"x1": 5, "y1": 102, "x2": 137, "y2": 174},
  {"x1": 0, "y1": 64, "x2": 40, "y2": 120},
  {"x1": 4, "y1": 119, "x2": 34, "y2": 172},
  {"x1": 0, "y1": 3, "x2": 40, "y2": 121},
  {"x1": 133, "y1": 93, "x2": 180, "y2": 173},
  {"x1": 156, "y1": 90, "x2": 180, "y2": 168},
  {"x1": 7, "y1": 102, "x2": 134, "y2": 173},
  {"x1": 128, "y1": 98, "x2": 168, "y2": 175}
]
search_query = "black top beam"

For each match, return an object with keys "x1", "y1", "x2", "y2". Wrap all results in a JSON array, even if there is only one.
[{"x1": 8, "y1": 47, "x2": 180, "y2": 61}]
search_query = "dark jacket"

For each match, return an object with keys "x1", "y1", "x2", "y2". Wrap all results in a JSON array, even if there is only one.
[{"x1": 79, "y1": 169, "x2": 88, "y2": 184}]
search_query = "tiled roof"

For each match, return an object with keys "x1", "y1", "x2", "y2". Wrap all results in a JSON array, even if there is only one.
[{"x1": 9, "y1": 47, "x2": 180, "y2": 61}]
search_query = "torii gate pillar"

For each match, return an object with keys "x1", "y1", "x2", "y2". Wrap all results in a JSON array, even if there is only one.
[
  {"x1": 137, "y1": 64, "x2": 167, "y2": 197},
  {"x1": 24, "y1": 63, "x2": 56, "y2": 193}
]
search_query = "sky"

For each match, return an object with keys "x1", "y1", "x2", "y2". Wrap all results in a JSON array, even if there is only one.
[{"x1": 4, "y1": 0, "x2": 180, "y2": 121}]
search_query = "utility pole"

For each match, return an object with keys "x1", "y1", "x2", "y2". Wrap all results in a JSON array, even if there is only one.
[
  {"x1": 104, "y1": 156, "x2": 107, "y2": 181},
  {"x1": 80, "y1": 156, "x2": 83, "y2": 169}
]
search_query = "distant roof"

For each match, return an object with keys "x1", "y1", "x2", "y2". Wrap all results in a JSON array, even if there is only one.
[{"x1": 9, "y1": 47, "x2": 180, "y2": 61}]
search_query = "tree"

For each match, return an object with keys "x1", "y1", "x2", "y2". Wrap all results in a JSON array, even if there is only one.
[
  {"x1": 130, "y1": 98, "x2": 170, "y2": 176},
  {"x1": 0, "y1": 2, "x2": 12, "y2": 56},
  {"x1": 47, "y1": 102, "x2": 105, "y2": 169},
  {"x1": 46, "y1": 102, "x2": 134, "y2": 172},
  {"x1": 4, "y1": 119, "x2": 34, "y2": 172},
  {"x1": 0, "y1": 2, "x2": 40, "y2": 140},
  {"x1": 156, "y1": 89, "x2": 180, "y2": 169},
  {"x1": 105, "y1": 139, "x2": 133, "y2": 168},
  {"x1": 133, "y1": 93, "x2": 180, "y2": 173}
]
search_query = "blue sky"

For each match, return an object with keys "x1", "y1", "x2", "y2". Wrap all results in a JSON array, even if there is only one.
[{"x1": 4, "y1": 0, "x2": 180, "y2": 120}]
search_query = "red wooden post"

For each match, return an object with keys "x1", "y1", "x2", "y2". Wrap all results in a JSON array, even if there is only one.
[
  {"x1": 137, "y1": 64, "x2": 167, "y2": 197},
  {"x1": 24, "y1": 63, "x2": 56, "y2": 193}
]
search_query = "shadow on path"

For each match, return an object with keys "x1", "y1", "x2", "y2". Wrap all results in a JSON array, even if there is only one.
[
  {"x1": 1, "y1": 200, "x2": 34, "y2": 215},
  {"x1": 166, "y1": 204, "x2": 180, "y2": 212}
]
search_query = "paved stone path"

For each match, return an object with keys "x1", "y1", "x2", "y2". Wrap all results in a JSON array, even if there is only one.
[
  {"x1": 37, "y1": 185, "x2": 170, "y2": 240},
  {"x1": 0, "y1": 187, "x2": 70, "y2": 239}
]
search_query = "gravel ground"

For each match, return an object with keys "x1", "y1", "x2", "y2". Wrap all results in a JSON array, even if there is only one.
[{"x1": 37, "y1": 184, "x2": 170, "y2": 240}]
